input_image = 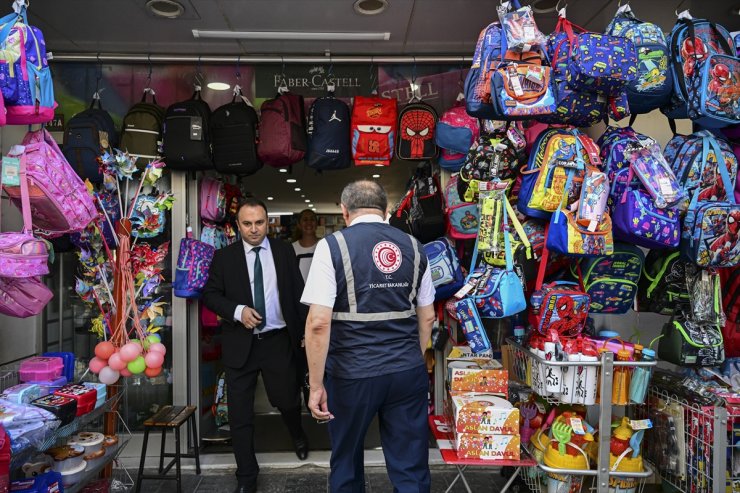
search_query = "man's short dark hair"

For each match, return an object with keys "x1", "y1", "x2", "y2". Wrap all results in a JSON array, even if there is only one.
[
  {"x1": 236, "y1": 197, "x2": 268, "y2": 216},
  {"x1": 340, "y1": 180, "x2": 387, "y2": 213}
]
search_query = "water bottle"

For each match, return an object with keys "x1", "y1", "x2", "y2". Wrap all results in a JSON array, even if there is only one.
[{"x1": 629, "y1": 348, "x2": 654, "y2": 404}]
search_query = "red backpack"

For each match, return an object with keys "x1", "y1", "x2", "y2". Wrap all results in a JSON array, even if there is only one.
[
  {"x1": 720, "y1": 267, "x2": 740, "y2": 357},
  {"x1": 351, "y1": 96, "x2": 397, "y2": 166},
  {"x1": 257, "y1": 91, "x2": 307, "y2": 167}
]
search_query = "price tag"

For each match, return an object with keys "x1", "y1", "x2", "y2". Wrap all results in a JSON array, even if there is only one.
[
  {"x1": 629, "y1": 419, "x2": 653, "y2": 430},
  {"x1": 587, "y1": 220, "x2": 598, "y2": 232},
  {"x1": 526, "y1": 66, "x2": 544, "y2": 84},
  {"x1": 658, "y1": 177, "x2": 674, "y2": 195},
  {"x1": 508, "y1": 68, "x2": 524, "y2": 96},
  {"x1": 524, "y1": 26, "x2": 535, "y2": 41},
  {"x1": 570, "y1": 417, "x2": 586, "y2": 435},
  {"x1": 1, "y1": 156, "x2": 20, "y2": 186}
]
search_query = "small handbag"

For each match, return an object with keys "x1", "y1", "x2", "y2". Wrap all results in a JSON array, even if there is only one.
[
  {"x1": 0, "y1": 276, "x2": 53, "y2": 318},
  {"x1": 658, "y1": 315, "x2": 725, "y2": 367}
]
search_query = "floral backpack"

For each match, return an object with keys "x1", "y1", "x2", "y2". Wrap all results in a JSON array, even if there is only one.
[{"x1": 173, "y1": 232, "x2": 215, "y2": 299}]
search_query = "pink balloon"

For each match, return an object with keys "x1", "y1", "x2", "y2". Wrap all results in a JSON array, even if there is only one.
[
  {"x1": 119, "y1": 368, "x2": 132, "y2": 377},
  {"x1": 98, "y1": 366, "x2": 120, "y2": 385},
  {"x1": 144, "y1": 351, "x2": 165, "y2": 369},
  {"x1": 88, "y1": 357, "x2": 106, "y2": 374},
  {"x1": 108, "y1": 352, "x2": 127, "y2": 371},
  {"x1": 148, "y1": 343, "x2": 167, "y2": 355},
  {"x1": 119, "y1": 342, "x2": 142, "y2": 362}
]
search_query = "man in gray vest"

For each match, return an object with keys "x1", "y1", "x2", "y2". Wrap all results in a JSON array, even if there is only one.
[{"x1": 302, "y1": 180, "x2": 436, "y2": 492}]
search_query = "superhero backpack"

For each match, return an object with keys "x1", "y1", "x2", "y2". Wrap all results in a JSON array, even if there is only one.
[
  {"x1": 351, "y1": 96, "x2": 398, "y2": 166},
  {"x1": 258, "y1": 91, "x2": 307, "y2": 167},
  {"x1": 211, "y1": 88, "x2": 262, "y2": 176},
  {"x1": 63, "y1": 96, "x2": 118, "y2": 184},
  {"x1": 605, "y1": 5, "x2": 673, "y2": 114},
  {"x1": 120, "y1": 89, "x2": 166, "y2": 168},
  {"x1": 163, "y1": 89, "x2": 213, "y2": 171},
  {"x1": 396, "y1": 100, "x2": 438, "y2": 161},
  {"x1": 719, "y1": 267, "x2": 740, "y2": 358},
  {"x1": 306, "y1": 93, "x2": 351, "y2": 170}
]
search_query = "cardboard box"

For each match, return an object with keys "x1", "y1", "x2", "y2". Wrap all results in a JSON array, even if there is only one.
[
  {"x1": 446, "y1": 345, "x2": 496, "y2": 364},
  {"x1": 451, "y1": 393, "x2": 519, "y2": 435},
  {"x1": 454, "y1": 431, "x2": 521, "y2": 460},
  {"x1": 448, "y1": 365, "x2": 508, "y2": 396}
]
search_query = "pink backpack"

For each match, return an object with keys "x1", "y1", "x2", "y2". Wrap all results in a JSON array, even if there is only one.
[
  {"x1": 257, "y1": 92, "x2": 307, "y2": 167},
  {"x1": 5, "y1": 129, "x2": 96, "y2": 237},
  {"x1": 200, "y1": 177, "x2": 226, "y2": 222},
  {"x1": 0, "y1": 276, "x2": 53, "y2": 318}
]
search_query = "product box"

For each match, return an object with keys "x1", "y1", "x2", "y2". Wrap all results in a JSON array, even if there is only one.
[
  {"x1": 448, "y1": 365, "x2": 508, "y2": 396},
  {"x1": 0, "y1": 384, "x2": 42, "y2": 404},
  {"x1": 450, "y1": 393, "x2": 519, "y2": 435},
  {"x1": 19, "y1": 357, "x2": 64, "y2": 383},
  {"x1": 454, "y1": 431, "x2": 521, "y2": 460},
  {"x1": 54, "y1": 384, "x2": 97, "y2": 416},
  {"x1": 446, "y1": 345, "x2": 497, "y2": 365}
]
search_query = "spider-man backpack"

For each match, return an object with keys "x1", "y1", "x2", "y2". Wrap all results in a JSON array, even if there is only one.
[
  {"x1": 396, "y1": 101, "x2": 439, "y2": 161},
  {"x1": 351, "y1": 96, "x2": 397, "y2": 166}
]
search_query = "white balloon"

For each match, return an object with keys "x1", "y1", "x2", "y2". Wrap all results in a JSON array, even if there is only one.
[{"x1": 98, "y1": 366, "x2": 120, "y2": 385}]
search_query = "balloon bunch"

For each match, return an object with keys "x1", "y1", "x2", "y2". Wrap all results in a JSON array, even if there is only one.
[{"x1": 89, "y1": 336, "x2": 167, "y2": 384}]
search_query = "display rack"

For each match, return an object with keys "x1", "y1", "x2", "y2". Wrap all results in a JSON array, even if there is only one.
[{"x1": 503, "y1": 338, "x2": 658, "y2": 493}]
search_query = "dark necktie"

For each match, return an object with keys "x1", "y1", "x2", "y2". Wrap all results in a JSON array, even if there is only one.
[{"x1": 252, "y1": 246, "x2": 266, "y2": 330}]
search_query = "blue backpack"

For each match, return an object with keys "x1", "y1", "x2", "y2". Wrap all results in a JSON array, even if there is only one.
[
  {"x1": 423, "y1": 237, "x2": 464, "y2": 302},
  {"x1": 565, "y1": 33, "x2": 638, "y2": 96},
  {"x1": 664, "y1": 17, "x2": 737, "y2": 124},
  {"x1": 671, "y1": 131, "x2": 738, "y2": 203},
  {"x1": 605, "y1": 6, "x2": 673, "y2": 114},
  {"x1": 464, "y1": 22, "x2": 504, "y2": 118},
  {"x1": 63, "y1": 98, "x2": 119, "y2": 183},
  {"x1": 574, "y1": 243, "x2": 644, "y2": 314},
  {"x1": 306, "y1": 94, "x2": 351, "y2": 170}
]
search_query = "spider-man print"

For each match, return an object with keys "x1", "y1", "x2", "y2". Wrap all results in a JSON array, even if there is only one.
[{"x1": 399, "y1": 108, "x2": 436, "y2": 159}]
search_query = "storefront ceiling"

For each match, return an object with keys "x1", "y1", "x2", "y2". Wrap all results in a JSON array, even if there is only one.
[{"x1": 30, "y1": 0, "x2": 740, "y2": 57}]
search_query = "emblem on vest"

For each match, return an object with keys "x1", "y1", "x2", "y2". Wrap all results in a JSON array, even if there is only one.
[{"x1": 372, "y1": 241, "x2": 402, "y2": 274}]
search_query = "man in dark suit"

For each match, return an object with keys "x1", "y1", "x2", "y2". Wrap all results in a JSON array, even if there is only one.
[{"x1": 203, "y1": 197, "x2": 309, "y2": 493}]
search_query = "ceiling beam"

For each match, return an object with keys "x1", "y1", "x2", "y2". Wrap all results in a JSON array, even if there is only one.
[{"x1": 50, "y1": 53, "x2": 472, "y2": 64}]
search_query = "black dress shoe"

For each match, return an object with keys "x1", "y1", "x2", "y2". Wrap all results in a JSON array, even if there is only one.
[
  {"x1": 293, "y1": 432, "x2": 309, "y2": 460},
  {"x1": 233, "y1": 486, "x2": 255, "y2": 493}
]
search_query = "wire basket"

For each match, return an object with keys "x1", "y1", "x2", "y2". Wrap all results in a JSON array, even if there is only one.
[{"x1": 520, "y1": 463, "x2": 653, "y2": 493}]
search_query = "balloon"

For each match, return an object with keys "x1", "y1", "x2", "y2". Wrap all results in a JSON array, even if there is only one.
[
  {"x1": 120, "y1": 368, "x2": 132, "y2": 377},
  {"x1": 119, "y1": 342, "x2": 142, "y2": 362},
  {"x1": 127, "y1": 356, "x2": 146, "y2": 375},
  {"x1": 88, "y1": 357, "x2": 106, "y2": 374},
  {"x1": 147, "y1": 334, "x2": 161, "y2": 343},
  {"x1": 145, "y1": 366, "x2": 162, "y2": 378},
  {"x1": 98, "y1": 366, "x2": 120, "y2": 385},
  {"x1": 94, "y1": 341, "x2": 115, "y2": 361},
  {"x1": 108, "y1": 352, "x2": 127, "y2": 371},
  {"x1": 144, "y1": 351, "x2": 164, "y2": 369},
  {"x1": 148, "y1": 343, "x2": 167, "y2": 355}
]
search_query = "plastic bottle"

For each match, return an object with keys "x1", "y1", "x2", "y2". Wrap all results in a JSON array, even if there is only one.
[
  {"x1": 544, "y1": 330, "x2": 562, "y2": 396},
  {"x1": 579, "y1": 339, "x2": 599, "y2": 405},
  {"x1": 559, "y1": 337, "x2": 580, "y2": 404},
  {"x1": 628, "y1": 348, "x2": 654, "y2": 404},
  {"x1": 612, "y1": 347, "x2": 633, "y2": 406}
]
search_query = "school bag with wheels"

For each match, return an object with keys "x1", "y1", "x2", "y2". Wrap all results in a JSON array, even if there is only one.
[
  {"x1": 306, "y1": 91, "x2": 351, "y2": 170},
  {"x1": 211, "y1": 87, "x2": 262, "y2": 176},
  {"x1": 605, "y1": 4, "x2": 673, "y2": 114},
  {"x1": 397, "y1": 100, "x2": 438, "y2": 161},
  {"x1": 163, "y1": 89, "x2": 213, "y2": 171},
  {"x1": 63, "y1": 96, "x2": 118, "y2": 184},
  {"x1": 258, "y1": 90, "x2": 307, "y2": 167},
  {"x1": 120, "y1": 89, "x2": 166, "y2": 168},
  {"x1": 574, "y1": 243, "x2": 643, "y2": 314},
  {"x1": 351, "y1": 96, "x2": 397, "y2": 166}
]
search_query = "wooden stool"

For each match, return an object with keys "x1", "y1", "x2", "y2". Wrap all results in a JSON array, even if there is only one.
[{"x1": 134, "y1": 405, "x2": 201, "y2": 493}]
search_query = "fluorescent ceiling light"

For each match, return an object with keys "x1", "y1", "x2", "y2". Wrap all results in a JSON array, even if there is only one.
[
  {"x1": 268, "y1": 212, "x2": 295, "y2": 216},
  {"x1": 304, "y1": 199, "x2": 311, "y2": 203},
  {"x1": 192, "y1": 29, "x2": 390, "y2": 41},
  {"x1": 279, "y1": 168, "x2": 288, "y2": 173},
  {"x1": 372, "y1": 174, "x2": 380, "y2": 178},
  {"x1": 294, "y1": 188, "x2": 301, "y2": 191},
  {"x1": 286, "y1": 178, "x2": 297, "y2": 183},
  {"x1": 267, "y1": 196, "x2": 274, "y2": 200},
  {"x1": 207, "y1": 82, "x2": 230, "y2": 90}
]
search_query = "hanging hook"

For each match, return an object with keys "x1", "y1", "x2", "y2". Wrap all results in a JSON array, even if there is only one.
[
  {"x1": 194, "y1": 55, "x2": 204, "y2": 92},
  {"x1": 278, "y1": 56, "x2": 289, "y2": 94},
  {"x1": 93, "y1": 53, "x2": 103, "y2": 100},
  {"x1": 235, "y1": 55, "x2": 241, "y2": 82},
  {"x1": 145, "y1": 54, "x2": 153, "y2": 89},
  {"x1": 326, "y1": 53, "x2": 335, "y2": 94},
  {"x1": 369, "y1": 56, "x2": 378, "y2": 95}
]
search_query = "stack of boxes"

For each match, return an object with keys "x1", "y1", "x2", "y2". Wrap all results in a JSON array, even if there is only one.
[{"x1": 445, "y1": 345, "x2": 520, "y2": 460}]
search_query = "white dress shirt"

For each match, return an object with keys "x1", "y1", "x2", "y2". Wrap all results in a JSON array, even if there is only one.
[
  {"x1": 233, "y1": 237, "x2": 287, "y2": 333},
  {"x1": 301, "y1": 213, "x2": 435, "y2": 308}
]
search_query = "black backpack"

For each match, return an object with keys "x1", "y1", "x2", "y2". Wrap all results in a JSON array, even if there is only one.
[
  {"x1": 120, "y1": 90, "x2": 166, "y2": 168},
  {"x1": 163, "y1": 90, "x2": 213, "y2": 171},
  {"x1": 396, "y1": 101, "x2": 439, "y2": 161},
  {"x1": 637, "y1": 250, "x2": 692, "y2": 315},
  {"x1": 306, "y1": 94, "x2": 351, "y2": 170},
  {"x1": 389, "y1": 163, "x2": 446, "y2": 243},
  {"x1": 63, "y1": 97, "x2": 118, "y2": 183},
  {"x1": 211, "y1": 89, "x2": 263, "y2": 176}
]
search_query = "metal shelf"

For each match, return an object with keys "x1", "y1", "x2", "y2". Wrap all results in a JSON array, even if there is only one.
[{"x1": 64, "y1": 435, "x2": 131, "y2": 493}]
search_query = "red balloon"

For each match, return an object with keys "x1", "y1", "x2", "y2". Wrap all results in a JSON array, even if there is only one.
[
  {"x1": 94, "y1": 341, "x2": 115, "y2": 361},
  {"x1": 145, "y1": 366, "x2": 162, "y2": 377}
]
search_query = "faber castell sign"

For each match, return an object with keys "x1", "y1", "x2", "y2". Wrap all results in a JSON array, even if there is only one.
[{"x1": 255, "y1": 65, "x2": 371, "y2": 97}]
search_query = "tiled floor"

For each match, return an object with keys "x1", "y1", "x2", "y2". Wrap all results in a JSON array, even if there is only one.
[{"x1": 127, "y1": 464, "x2": 526, "y2": 492}]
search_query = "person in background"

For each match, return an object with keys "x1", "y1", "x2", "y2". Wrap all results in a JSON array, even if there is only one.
[
  {"x1": 302, "y1": 180, "x2": 436, "y2": 492},
  {"x1": 292, "y1": 208, "x2": 319, "y2": 283},
  {"x1": 202, "y1": 197, "x2": 309, "y2": 493}
]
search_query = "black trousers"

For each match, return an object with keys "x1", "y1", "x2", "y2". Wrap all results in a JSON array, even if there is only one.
[{"x1": 224, "y1": 329, "x2": 303, "y2": 487}]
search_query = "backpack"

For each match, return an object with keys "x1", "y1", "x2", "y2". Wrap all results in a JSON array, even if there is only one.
[
  {"x1": 637, "y1": 250, "x2": 691, "y2": 315},
  {"x1": 722, "y1": 124, "x2": 740, "y2": 203},
  {"x1": 120, "y1": 90, "x2": 166, "y2": 168},
  {"x1": 351, "y1": 96, "x2": 398, "y2": 166},
  {"x1": 457, "y1": 132, "x2": 523, "y2": 203},
  {"x1": 664, "y1": 16, "x2": 737, "y2": 122},
  {"x1": 200, "y1": 221, "x2": 230, "y2": 249},
  {"x1": 199, "y1": 177, "x2": 226, "y2": 223},
  {"x1": 489, "y1": 51, "x2": 558, "y2": 120},
  {"x1": 445, "y1": 174, "x2": 479, "y2": 240},
  {"x1": 389, "y1": 165, "x2": 446, "y2": 244},
  {"x1": 257, "y1": 91, "x2": 307, "y2": 167},
  {"x1": 211, "y1": 89, "x2": 262, "y2": 176},
  {"x1": 574, "y1": 243, "x2": 643, "y2": 314},
  {"x1": 63, "y1": 98, "x2": 118, "y2": 184},
  {"x1": 719, "y1": 267, "x2": 740, "y2": 358},
  {"x1": 464, "y1": 22, "x2": 504, "y2": 118},
  {"x1": 605, "y1": 5, "x2": 674, "y2": 114},
  {"x1": 659, "y1": 316, "x2": 725, "y2": 367},
  {"x1": 4, "y1": 130, "x2": 97, "y2": 238},
  {"x1": 566, "y1": 33, "x2": 638, "y2": 96},
  {"x1": 173, "y1": 235, "x2": 215, "y2": 299},
  {"x1": 212, "y1": 371, "x2": 229, "y2": 427},
  {"x1": 0, "y1": 275, "x2": 53, "y2": 318},
  {"x1": 671, "y1": 131, "x2": 738, "y2": 202},
  {"x1": 423, "y1": 237, "x2": 464, "y2": 302},
  {"x1": 163, "y1": 90, "x2": 213, "y2": 171},
  {"x1": 435, "y1": 104, "x2": 480, "y2": 171},
  {"x1": 0, "y1": 5, "x2": 55, "y2": 125},
  {"x1": 396, "y1": 101, "x2": 438, "y2": 161},
  {"x1": 306, "y1": 94, "x2": 351, "y2": 170}
]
